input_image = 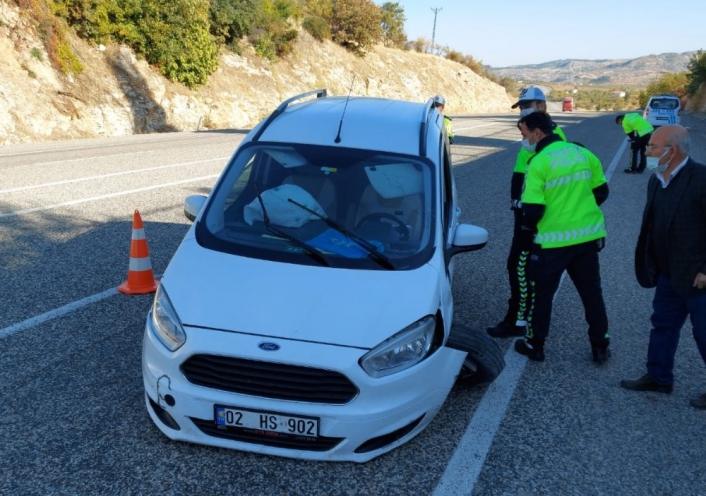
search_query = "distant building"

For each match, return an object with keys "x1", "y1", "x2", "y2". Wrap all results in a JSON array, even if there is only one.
[{"x1": 611, "y1": 91, "x2": 626, "y2": 98}]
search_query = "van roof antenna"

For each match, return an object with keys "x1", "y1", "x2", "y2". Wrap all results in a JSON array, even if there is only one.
[{"x1": 334, "y1": 76, "x2": 355, "y2": 143}]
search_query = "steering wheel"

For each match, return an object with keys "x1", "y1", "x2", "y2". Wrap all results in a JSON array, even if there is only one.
[{"x1": 355, "y1": 213, "x2": 410, "y2": 241}]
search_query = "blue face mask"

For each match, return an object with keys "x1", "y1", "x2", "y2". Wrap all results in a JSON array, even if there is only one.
[
  {"x1": 521, "y1": 138, "x2": 536, "y2": 153},
  {"x1": 646, "y1": 147, "x2": 671, "y2": 173},
  {"x1": 520, "y1": 107, "x2": 535, "y2": 117}
]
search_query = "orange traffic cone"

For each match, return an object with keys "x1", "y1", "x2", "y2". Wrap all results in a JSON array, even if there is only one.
[{"x1": 118, "y1": 210, "x2": 159, "y2": 295}]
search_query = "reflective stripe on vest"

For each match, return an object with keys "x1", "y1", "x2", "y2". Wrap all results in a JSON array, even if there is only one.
[
  {"x1": 535, "y1": 221, "x2": 605, "y2": 245},
  {"x1": 545, "y1": 170, "x2": 593, "y2": 191}
]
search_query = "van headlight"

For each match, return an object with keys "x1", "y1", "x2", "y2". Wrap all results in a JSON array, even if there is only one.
[
  {"x1": 360, "y1": 316, "x2": 435, "y2": 378},
  {"x1": 149, "y1": 285, "x2": 186, "y2": 352}
]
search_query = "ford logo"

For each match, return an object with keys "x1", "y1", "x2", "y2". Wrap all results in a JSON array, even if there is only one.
[{"x1": 258, "y1": 342, "x2": 280, "y2": 351}]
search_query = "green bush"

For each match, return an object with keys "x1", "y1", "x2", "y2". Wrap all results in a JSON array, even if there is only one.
[
  {"x1": 136, "y1": 0, "x2": 219, "y2": 87},
  {"x1": 443, "y1": 48, "x2": 463, "y2": 63},
  {"x1": 302, "y1": 0, "x2": 332, "y2": 20},
  {"x1": 498, "y1": 76, "x2": 517, "y2": 95},
  {"x1": 686, "y1": 49, "x2": 706, "y2": 96},
  {"x1": 330, "y1": 0, "x2": 382, "y2": 55},
  {"x1": 249, "y1": 0, "x2": 300, "y2": 60},
  {"x1": 31, "y1": 47, "x2": 43, "y2": 60},
  {"x1": 302, "y1": 15, "x2": 330, "y2": 41},
  {"x1": 57, "y1": 39, "x2": 84, "y2": 74},
  {"x1": 406, "y1": 36, "x2": 429, "y2": 53}
]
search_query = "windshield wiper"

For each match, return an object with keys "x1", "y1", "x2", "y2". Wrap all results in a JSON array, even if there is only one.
[
  {"x1": 287, "y1": 198, "x2": 395, "y2": 270},
  {"x1": 252, "y1": 182, "x2": 329, "y2": 267}
]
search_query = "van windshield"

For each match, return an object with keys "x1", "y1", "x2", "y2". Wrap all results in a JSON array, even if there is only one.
[
  {"x1": 195, "y1": 142, "x2": 436, "y2": 270},
  {"x1": 649, "y1": 98, "x2": 679, "y2": 110}
]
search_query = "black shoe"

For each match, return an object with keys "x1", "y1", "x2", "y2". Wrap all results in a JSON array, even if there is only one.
[
  {"x1": 624, "y1": 168, "x2": 636, "y2": 173},
  {"x1": 514, "y1": 339, "x2": 545, "y2": 362},
  {"x1": 487, "y1": 320, "x2": 526, "y2": 338},
  {"x1": 689, "y1": 393, "x2": 706, "y2": 410},
  {"x1": 620, "y1": 374, "x2": 672, "y2": 394},
  {"x1": 592, "y1": 346, "x2": 611, "y2": 365}
]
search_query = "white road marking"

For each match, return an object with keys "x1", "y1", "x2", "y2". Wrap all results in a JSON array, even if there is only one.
[
  {"x1": 0, "y1": 174, "x2": 220, "y2": 218},
  {"x1": 0, "y1": 133, "x2": 225, "y2": 158},
  {"x1": 3, "y1": 150, "x2": 159, "y2": 167},
  {"x1": 432, "y1": 350, "x2": 527, "y2": 496},
  {"x1": 0, "y1": 158, "x2": 228, "y2": 194},
  {"x1": 0, "y1": 288, "x2": 119, "y2": 339},
  {"x1": 454, "y1": 122, "x2": 504, "y2": 132},
  {"x1": 432, "y1": 137, "x2": 628, "y2": 496},
  {"x1": 605, "y1": 138, "x2": 629, "y2": 181}
]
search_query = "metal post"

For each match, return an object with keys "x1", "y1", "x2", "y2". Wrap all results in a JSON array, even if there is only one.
[{"x1": 431, "y1": 7, "x2": 442, "y2": 55}]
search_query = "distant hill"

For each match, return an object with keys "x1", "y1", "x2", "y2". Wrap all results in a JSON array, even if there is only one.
[{"x1": 490, "y1": 52, "x2": 695, "y2": 87}]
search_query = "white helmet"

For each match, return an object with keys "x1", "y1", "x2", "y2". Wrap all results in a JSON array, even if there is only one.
[{"x1": 432, "y1": 95, "x2": 446, "y2": 106}]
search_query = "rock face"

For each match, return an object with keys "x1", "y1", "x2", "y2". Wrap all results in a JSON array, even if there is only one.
[{"x1": 0, "y1": 1, "x2": 512, "y2": 145}]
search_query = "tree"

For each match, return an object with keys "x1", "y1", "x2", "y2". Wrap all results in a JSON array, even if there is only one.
[
  {"x1": 210, "y1": 0, "x2": 262, "y2": 49},
  {"x1": 686, "y1": 49, "x2": 706, "y2": 96},
  {"x1": 639, "y1": 72, "x2": 688, "y2": 107},
  {"x1": 380, "y1": 2, "x2": 406, "y2": 49},
  {"x1": 330, "y1": 0, "x2": 382, "y2": 55}
]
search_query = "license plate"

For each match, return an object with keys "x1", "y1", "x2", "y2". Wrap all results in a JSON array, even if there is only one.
[{"x1": 214, "y1": 405, "x2": 319, "y2": 438}]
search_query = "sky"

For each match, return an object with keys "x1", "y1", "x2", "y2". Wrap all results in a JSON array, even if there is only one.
[{"x1": 385, "y1": 0, "x2": 705, "y2": 67}]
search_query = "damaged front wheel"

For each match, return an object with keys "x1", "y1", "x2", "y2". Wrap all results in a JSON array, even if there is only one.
[{"x1": 446, "y1": 322, "x2": 506, "y2": 386}]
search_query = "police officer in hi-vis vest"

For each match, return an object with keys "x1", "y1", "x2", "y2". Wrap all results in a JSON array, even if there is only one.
[
  {"x1": 487, "y1": 87, "x2": 566, "y2": 339},
  {"x1": 432, "y1": 95, "x2": 454, "y2": 144},
  {"x1": 514, "y1": 111, "x2": 611, "y2": 363},
  {"x1": 616, "y1": 113, "x2": 654, "y2": 173}
]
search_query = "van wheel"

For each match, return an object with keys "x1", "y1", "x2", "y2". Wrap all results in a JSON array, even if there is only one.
[{"x1": 446, "y1": 323, "x2": 505, "y2": 386}]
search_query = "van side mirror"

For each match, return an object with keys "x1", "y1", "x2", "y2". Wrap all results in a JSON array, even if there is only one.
[
  {"x1": 184, "y1": 195, "x2": 207, "y2": 222},
  {"x1": 448, "y1": 223, "x2": 488, "y2": 257}
]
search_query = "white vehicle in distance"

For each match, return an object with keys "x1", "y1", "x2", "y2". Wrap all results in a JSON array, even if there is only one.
[
  {"x1": 643, "y1": 94, "x2": 681, "y2": 127},
  {"x1": 142, "y1": 89, "x2": 505, "y2": 462}
]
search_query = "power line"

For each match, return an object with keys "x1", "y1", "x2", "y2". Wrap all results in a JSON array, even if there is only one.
[{"x1": 430, "y1": 7, "x2": 442, "y2": 55}]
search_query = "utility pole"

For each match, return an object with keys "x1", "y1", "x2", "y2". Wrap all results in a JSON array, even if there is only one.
[{"x1": 430, "y1": 7, "x2": 442, "y2": 55}]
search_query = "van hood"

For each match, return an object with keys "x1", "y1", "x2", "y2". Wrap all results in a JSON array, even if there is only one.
[{"x1": 162, "y1": 239, "x2": 442, "y2": 349}]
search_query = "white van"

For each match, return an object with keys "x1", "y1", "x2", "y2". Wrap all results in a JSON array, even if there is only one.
[
  {"x1": 643, "y1": 94, "x2": 681, "y2": 127},
  {"x1": 141, "y1": 90, "x2": 505, "y2": 462}
]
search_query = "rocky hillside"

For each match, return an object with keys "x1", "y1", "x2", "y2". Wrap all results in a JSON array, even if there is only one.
[
  {"x1": 491, "y1": 52, "x2": 695, "y2": 86},
  {"x1": 0, "y1": 1, "x2": 513, "y2": 146}
]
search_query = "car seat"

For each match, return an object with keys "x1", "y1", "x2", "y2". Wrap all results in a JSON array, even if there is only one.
[
  {"x1": 282, "y1": 169, "x2": 338, "y2": 219},
  {"x1": 353, "y1": 186, "x2": 423, "y2": 243}
]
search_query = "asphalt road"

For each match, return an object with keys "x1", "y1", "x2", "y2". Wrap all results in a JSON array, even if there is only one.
[{"x1": 1, "y1": 111, "x2": 705, "y2": 496}]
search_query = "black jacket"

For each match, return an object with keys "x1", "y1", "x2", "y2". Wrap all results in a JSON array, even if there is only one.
[{"x1": 635, "y1": 158, "x2": 706, "y2": 295}]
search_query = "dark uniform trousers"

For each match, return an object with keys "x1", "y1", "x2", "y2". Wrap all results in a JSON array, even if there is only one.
[
  {"x1": 527, "y1": 238, "x2": 609, "y2": 347},
  {"x1": 504, "y1": 209, "x2": 534, "y2": 325},
  {"x1": 630, "y1": 133, "x2": 652, "y2": 172}
]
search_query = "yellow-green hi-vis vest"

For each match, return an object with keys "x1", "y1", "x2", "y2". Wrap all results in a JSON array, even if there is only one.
[
  {"x1": 521, "y1": 141, "x2": 607, "y2": 248},
  {"x1": 444, "y1": 116, "x2": 454, "y2": 139},
  {"x1": 621, "y1": 112, "x2": 654, "y2": 137},
  {"x1": 513, "y1": 125, "x2": 566, "y2": 174}
]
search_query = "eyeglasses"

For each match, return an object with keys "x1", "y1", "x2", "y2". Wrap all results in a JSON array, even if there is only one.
[{"x1": 646, "y1": 144, "x2": 670, "y2": 152}]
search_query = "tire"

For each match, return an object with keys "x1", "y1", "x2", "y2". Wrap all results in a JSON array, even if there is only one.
[{"x1": 446, "y1": 322, "x2": 505, "y2": 386}]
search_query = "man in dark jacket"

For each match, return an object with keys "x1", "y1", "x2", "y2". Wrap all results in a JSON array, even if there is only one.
[{"x1": 621, "y1": 125, "x2": 706, "y2": 410}]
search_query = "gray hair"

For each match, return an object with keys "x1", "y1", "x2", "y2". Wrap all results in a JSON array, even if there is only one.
[{"x1": 667, "y1": 130, "x2": 691, "y2": 154}]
